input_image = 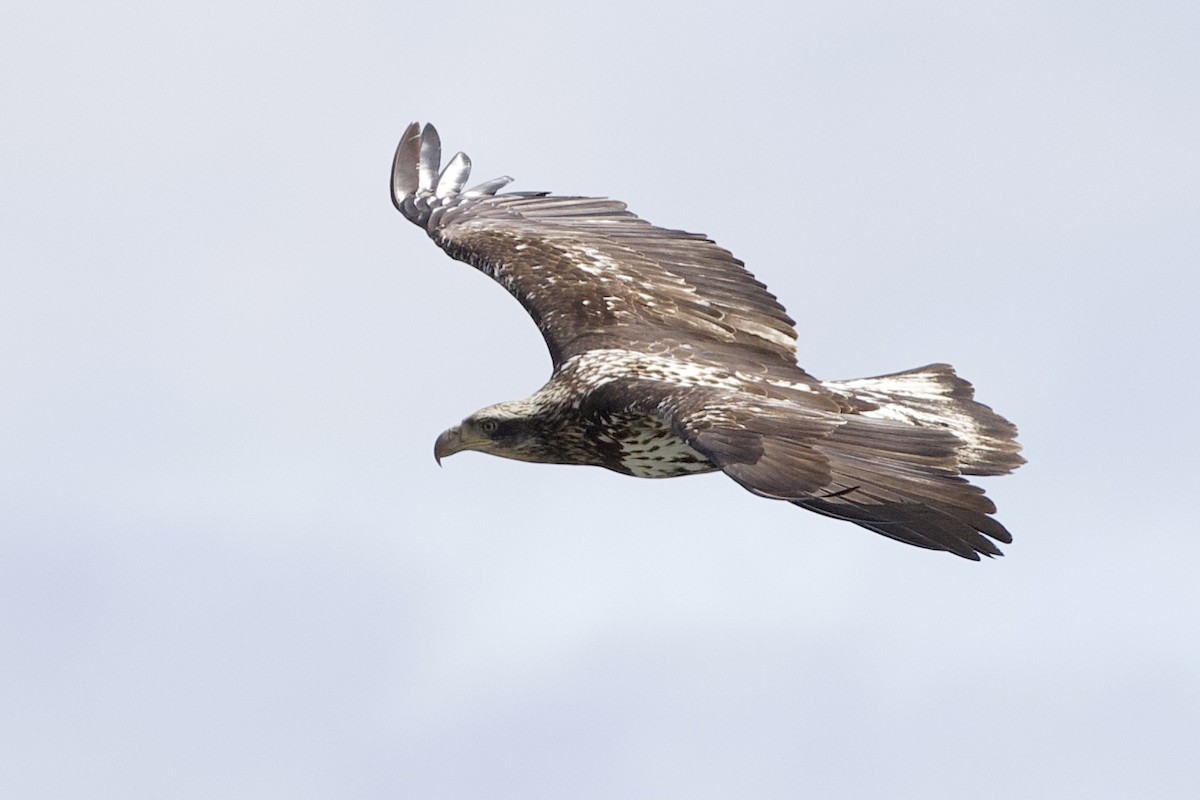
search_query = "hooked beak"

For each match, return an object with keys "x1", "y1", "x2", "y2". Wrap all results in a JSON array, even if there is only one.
[{"x1": 433, "y1": 425, "x2": 465, "y2": 466}]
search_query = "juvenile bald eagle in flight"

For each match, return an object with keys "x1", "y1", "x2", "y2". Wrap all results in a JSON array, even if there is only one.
[{"x1": 392, "y1": 123, "x2": 1024, "y2": 560}]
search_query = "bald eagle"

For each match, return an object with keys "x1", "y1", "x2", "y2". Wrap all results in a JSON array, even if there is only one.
[{"x1": 392, "y1": 123, "x2": 1024, "y2": 560}]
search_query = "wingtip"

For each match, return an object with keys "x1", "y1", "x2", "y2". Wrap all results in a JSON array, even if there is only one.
[
  {"x1": 391, "y1": 123, "x2": 520, "y2": 223},
  {"x1": 435, "y1": 151, "x2": 472, "y2": 198},
  {"x1": 391, "y1": 121, "x2": 422, "y2": 208},
  {"x1": 418, "y1": 123, "x2": 442, "y2": 194},
  {"x1": 464, "y1": 175, "x2": 515, "y2": 196}
]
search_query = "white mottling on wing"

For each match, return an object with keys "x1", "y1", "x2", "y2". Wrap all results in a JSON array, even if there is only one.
[
  {"x1": 741, "y1": 321, "x2": 795, "y2": 350},
  {"x1": 764, "y1": 377, "x2": 813, "y2": 392},
  {"x1": 568, "y1": 245, "x2": 626, "y2": 279},
  {"x1": 558, "y1": 349, "x2": 807, "y2": 396}
]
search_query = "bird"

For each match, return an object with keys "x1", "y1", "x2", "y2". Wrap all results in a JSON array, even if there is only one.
[{"x1": 391, "y1": 123, "x2": 1024, "y2": 560}]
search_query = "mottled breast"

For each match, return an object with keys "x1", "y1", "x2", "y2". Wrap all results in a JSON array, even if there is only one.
[{"x1": 598, "y1": 413, "x2": 717, "y2": 478}]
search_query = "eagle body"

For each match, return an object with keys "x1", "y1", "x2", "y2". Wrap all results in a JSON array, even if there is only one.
[{"x1": 394, "y1": 123, "x2": 1024, "y2": 560}]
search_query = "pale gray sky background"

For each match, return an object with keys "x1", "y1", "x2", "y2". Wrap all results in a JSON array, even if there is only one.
[{"x1": 2, "y1": 1, "x2": 1198, "y2": 798}]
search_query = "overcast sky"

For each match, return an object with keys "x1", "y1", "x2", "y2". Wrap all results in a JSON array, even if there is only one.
[{"x1": 2, "y1": 1, "x2": 1198, "y2": 798}]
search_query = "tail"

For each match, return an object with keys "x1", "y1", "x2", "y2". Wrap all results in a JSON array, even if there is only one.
[
  {"x1": 825, "y1": 363, "x2": 1024, "y2": 477},
  {"x1": 799, "y1": 364, "x2": 1024, "y2": 560}
]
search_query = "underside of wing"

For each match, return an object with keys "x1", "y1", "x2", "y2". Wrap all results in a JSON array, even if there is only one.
[
  {"x1": 667, "y1": 389, "x2": 1014, "y2": 560},
  {"x1": 795, "y1": 417, "x2": 1013, "y2": 559},
  {"x1": 392, "y1": 122, "x2": 800, "y2": 368}
]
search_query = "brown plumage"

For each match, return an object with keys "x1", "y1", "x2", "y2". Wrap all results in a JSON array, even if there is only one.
[{"x1": 393, "y1": 123, "x2": 1024, "y2": 560}]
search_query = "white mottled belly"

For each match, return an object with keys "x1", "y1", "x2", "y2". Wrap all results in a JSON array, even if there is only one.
[{"x1": 615, "y1": 417, "x2": 716, "y2": 478}]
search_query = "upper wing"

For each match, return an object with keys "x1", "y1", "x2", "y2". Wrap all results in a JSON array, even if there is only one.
[{"x1": 392, "y1": 123, "x2": 800, "y2": 368}]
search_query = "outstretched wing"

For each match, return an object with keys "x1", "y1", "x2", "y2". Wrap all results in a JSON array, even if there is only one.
[
  {"x1": 392, "y1": 122, "x2": 800, "y2": 368},
  {"x1": 661, "y1": 384, "x2": 1014, "y2": 561},
  {"x1": 789, "y1": 417, "x2": 1014, "y2": 560}
]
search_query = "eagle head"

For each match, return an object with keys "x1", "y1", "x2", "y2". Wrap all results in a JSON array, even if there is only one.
[{"x1": 433, "y1": 402, "x2": 549, "y2": 466}]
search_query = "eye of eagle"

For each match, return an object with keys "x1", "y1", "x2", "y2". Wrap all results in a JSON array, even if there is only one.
[{"x1": 479, "y1": 419, "x2": 499, "y2": 434}]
